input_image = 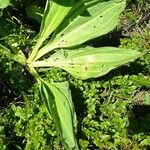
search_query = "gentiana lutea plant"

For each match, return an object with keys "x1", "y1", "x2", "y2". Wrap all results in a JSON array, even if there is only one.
[{"x1": 0, "y1": 0, "x2": 142, "y2": 149}]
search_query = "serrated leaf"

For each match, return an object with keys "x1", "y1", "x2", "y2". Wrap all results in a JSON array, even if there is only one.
[
  {"x1": 39, "y1": 80, "x2": 78, "y2": 149},
  {"x1": 33, "y1": 47, "x2": 142, "y2": 79},
  {"x1": 0, "y1": 0, "x2": 10, "y2": 9},
  {"x1": 36, "y1": 0, "x2": 126, "y2": 60}
]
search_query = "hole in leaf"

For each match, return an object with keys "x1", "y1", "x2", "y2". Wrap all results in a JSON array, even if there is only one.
[
  {"x1": 116, "y1": 0, "x2": 122, "y2": 3},
  {"x1": 54, "y1": 58, "x2": 59, "y2": 61},
  {"x1": 69, "y1": 63, "x2": 74, "y2": 65}
]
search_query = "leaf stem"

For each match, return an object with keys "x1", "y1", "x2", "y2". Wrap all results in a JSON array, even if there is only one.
[
  {"x1": 26, "y1": 64, "x2": 41, "y2": 83},
  {"x1": 0, "y1": 45, "x2": 26, "y2": 66},
  {"x1": 33, "y1": 44, "x2": 56, "y2": 61},
  {"x1": 31, "y1": 60, "x2": 59, "y2": 68},
  {"x1": 27, "y1": 38, "x2": 44, "y2": 63}
]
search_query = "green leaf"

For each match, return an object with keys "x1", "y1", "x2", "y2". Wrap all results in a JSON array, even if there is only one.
[
  {"x1": 0, "y1": 44, "x2": 26, "y2": 65},
  {"x1": 38, "y1": 0, "x2": 74, "y2": 47},
  {"x1": 32, "y1": 47, "x2": 142, "y2": 79},
  {"x1": 28, "y1": 0, "x2": 75, "y2": 62},
  {"x1": 0, "y1": 0, "x2": 10, "y2": 9},
  {"x1": 129, "y1": 74, "x2": 150, "y2": 87},
  {"x1": 35, "y1": 0, "x2": 126, "y2": 60},
  {"x1": 144, "y1": 93, "x2": 150, "y2": 105},
  {"x1": 39, "y1": 80, "x2": 78, "y2": 149}
]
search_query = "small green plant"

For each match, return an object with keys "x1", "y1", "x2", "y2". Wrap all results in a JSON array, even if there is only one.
[{"x1": 0, "y1": 0, "x2": 143, "y2": 149}]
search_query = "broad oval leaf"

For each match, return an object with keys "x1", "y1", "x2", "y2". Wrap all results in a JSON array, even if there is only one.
[
  {"x1": 0, "y1": 0, "x2": 10, "y2": 9},
  {"x1": 51, "y1": 0, "x2": 125, "y2": 47},
  {"x1": 33, "y1": 47, "x2": 142, "y2": 79},
  {"x1": 36, "y1": 0, "x2": 126, "y2": 60},
  {"x1": 39, "y1": 80, "x2": 78, "y2": 149}
]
